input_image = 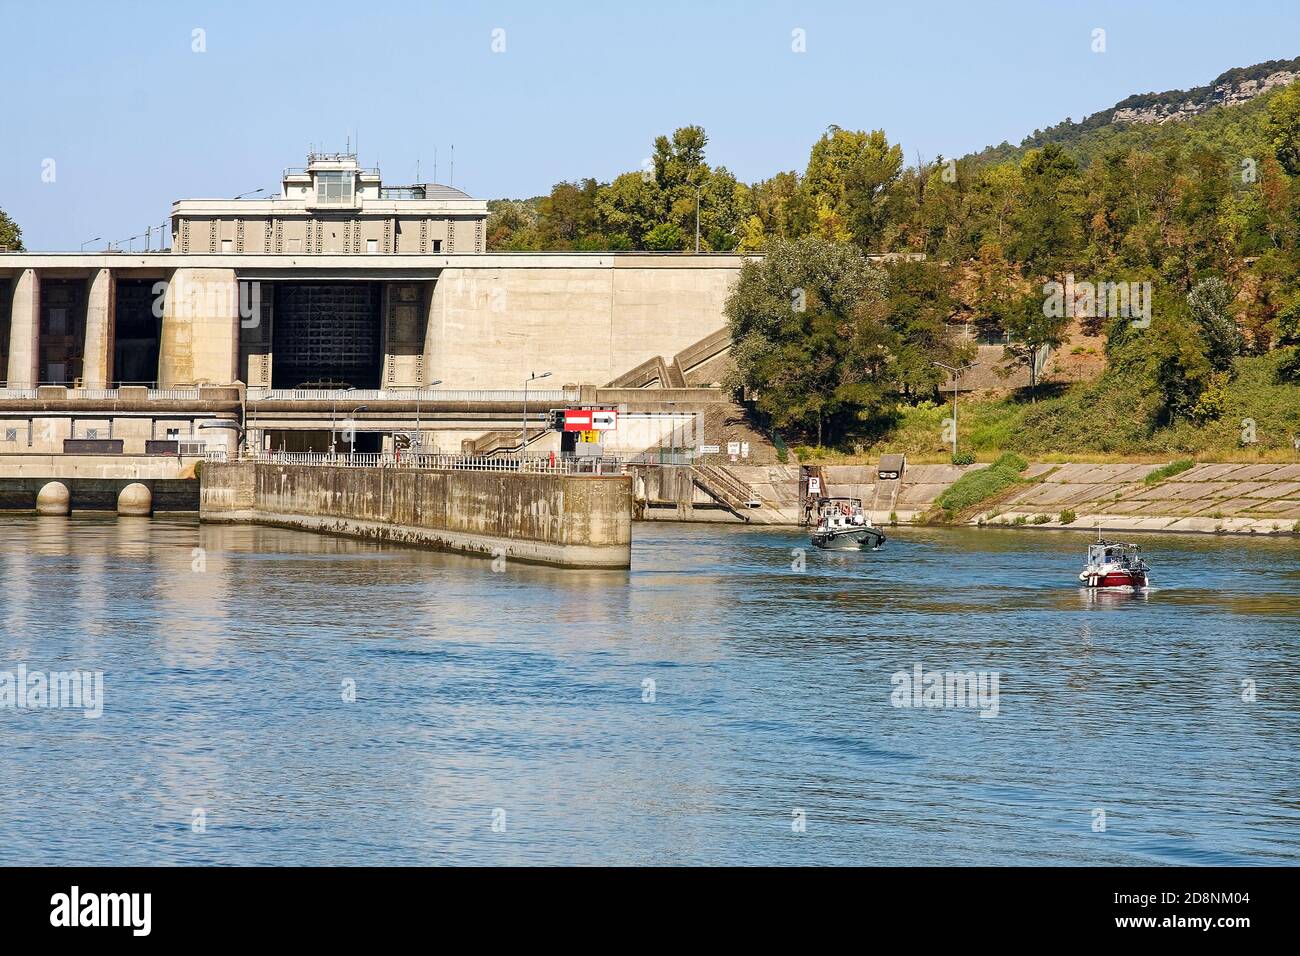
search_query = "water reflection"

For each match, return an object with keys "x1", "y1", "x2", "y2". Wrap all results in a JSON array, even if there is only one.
[{"x1": 0, "y1": 516, "x2": 1296, "y2": 865}]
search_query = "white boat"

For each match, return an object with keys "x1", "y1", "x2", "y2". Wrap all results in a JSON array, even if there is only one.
[{"x1": 810, "y1": 497, "x2": 886, "y2": 551}]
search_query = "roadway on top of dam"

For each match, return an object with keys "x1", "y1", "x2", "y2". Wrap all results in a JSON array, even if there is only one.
[{"x1": 0, "y1": 251, "x2": 755, "y2": 278}]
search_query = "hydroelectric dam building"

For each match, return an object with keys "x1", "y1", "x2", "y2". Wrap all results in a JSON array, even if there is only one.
[{"x1": 0, "y1": 153, "x2": 745, "y2": 476}]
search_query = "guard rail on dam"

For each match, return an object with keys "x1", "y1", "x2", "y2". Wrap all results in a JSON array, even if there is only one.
[{"x1": 200, "y1": 454, "x2": 633, "y2": 569}]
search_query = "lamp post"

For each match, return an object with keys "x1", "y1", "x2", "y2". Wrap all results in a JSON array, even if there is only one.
[
  {"x1": 243, "y1": 392, "x2": 266, "y2": 458},
  {"x1": 932, "y1": 361, "x2": 976, "y2": 462},
  {"x1": 331, "y1": 388, "x2": 354, "y2": 456},
  {"x1": 80, "y1": 237, "x2": 102, "y2": 251},
  {"x1": 523, "y1": 371, "x2": 551, "y2": 454},
  {"x1": 415, "y1": 379, "x2": 442, "y2": 452},
  {"x1": 350, "y1": 405, "x2": 369, "y2": 460}
]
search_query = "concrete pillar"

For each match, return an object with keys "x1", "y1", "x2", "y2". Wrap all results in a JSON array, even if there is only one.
[
  {"x1": 384, "y1": 283, "x2": 425, "y2": 387},
  {"x1": 6, "y1": 269, "x2": 39, "y2": 388},
  {"x1": 36, "y1": 480, "x2": 70, "y2": 516},
  {"x1": 117, "y1": 482, "x2": 152, "y2": 516},
  {"x1": 82, "y1": 268, "x2": 115, "y2": 389},
  {"x1": 158, "y1": 268, "x2": 240, "y2": 387}
]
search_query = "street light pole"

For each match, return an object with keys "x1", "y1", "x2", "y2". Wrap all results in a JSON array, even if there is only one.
[
  {"x1": 523, "y1": 371, "x2": 552, "y2": 454},
  {"x1": 350, "y1": 405, "x2": 368, "y2": 461},
  {"x1": 416, "y1": 379, "x2": 441, "y2": 451},
  {"x1": 80, "y1": 237, "x2": 102, "y2": 251},
  {"x1": 932, "y1": 361, "x2": 976, "y2": 461}
]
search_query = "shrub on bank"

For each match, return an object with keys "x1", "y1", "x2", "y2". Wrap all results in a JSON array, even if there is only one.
[
  {"x1": 992, "y1": 451, "x2": 1028, "y2": 473},
  {"x1": 1059, "y1": 509, "x2": 1077, "y2": 524},
  {"x1": 1143, "y1": 459, "x2": 1195, "y2": 485},
  {"x1": 934, "y1": 454, "x2": 1029, "y2": 519},
  {"x1": 952, "y1": 450, "x2": 976, "y2": 466}
]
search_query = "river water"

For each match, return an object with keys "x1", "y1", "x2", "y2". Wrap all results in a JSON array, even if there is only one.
[{"x1": 0, "y1": 515, "x2": 1296, "y2": 866}]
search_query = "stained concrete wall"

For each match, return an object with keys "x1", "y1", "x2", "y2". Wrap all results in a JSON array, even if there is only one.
[
  {"x1": 201, "y1": 462, "x2": 632, "y2": 568},
  {"x1": 423, "y1": 256, "x2": 744, "y2": 389},
  {"x1": 984, "y1": 461, "x2": 1300, "y2": 534},
  {"x1": 0, "y1": 477, "x2": 197, "y2": 511},
  {"x1": 158, "y1": 268, "x2": 240, "y2": 387},
  {"x1": 635, "y1": 459, "x2": 1300, "y2": 536}
]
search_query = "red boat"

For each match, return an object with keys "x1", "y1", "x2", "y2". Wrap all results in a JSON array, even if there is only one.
[{"x1": 1078, "y1": 537, "x2": 1150, "y2": 590}]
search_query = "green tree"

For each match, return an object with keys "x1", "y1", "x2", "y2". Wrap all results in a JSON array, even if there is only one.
[
  {"x1": 596, "y1": 170, "x2": 661, "y2": 247},
  {"x1": 0, "y1": 208, "x2": 24, "y2": 251},
  {"x1": 800, "y1": 127, "x2": 903, "y2": 250},
  {"x1": 1000, "y1": 289, "x2": 1070, "y2": 396},
  {"x1": 1266, "y1": 82, "x2": 1300, "y2": 175},
  {"x1": 868, "y1": 258, "x2": 974, "y2": 398},
  {"x1": 1186, "y1": 277, "x2": 1241, "y2": 369},
  {"x1": 643, "y1": 222, "x2": 685, "y2": 251},
  {"x1": 1145, "y1": 307, "x2": 1214, "y2": 425},
  {"x1": 1008, "y1": 143, "x2": 1082, "y2": 274},
  {"x1": 724, "y1": 238, "x2": 890, "y2": 445},
  {"x1": 536, "y1": 179, "x2": 602, "y2": 248}
]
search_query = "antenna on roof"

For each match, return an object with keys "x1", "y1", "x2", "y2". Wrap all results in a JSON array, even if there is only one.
[
  {"x1": 416, "y1": 154, "x2": 420, "y2": 183},
  {"x1": 450, "y1": 144, "x2": 454, "y2": 186},
  {"x1": 434, "y1": 146, "x2": 438, "y2": 183}
]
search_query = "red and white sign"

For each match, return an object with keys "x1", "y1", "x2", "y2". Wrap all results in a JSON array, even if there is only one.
[{"x1": 564, "y1": 409, "x2": 617, "y2": 432}]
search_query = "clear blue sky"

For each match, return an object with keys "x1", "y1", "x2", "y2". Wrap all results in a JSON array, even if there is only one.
[{"x1": 2, "y1": 0, "x2": 1297, "y2": 250}]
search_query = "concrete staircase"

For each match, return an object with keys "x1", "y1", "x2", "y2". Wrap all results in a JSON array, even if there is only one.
[
  {"x1": 604, "y1": 327, "x2": 730, "y2": 388},
  {"x1": 694, "y1": 464, "x2": 761, "y2": 513},
  {"x1": 691, "y1": 463, "x2": 797, "y2": 523},
  {"x1": 468, "y1": 426, "x2": 548, "y2": 456}
]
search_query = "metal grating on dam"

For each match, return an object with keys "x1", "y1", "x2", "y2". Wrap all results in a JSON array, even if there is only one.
[{"x1": 271, "y1": 283, "x2": 382, "y2": 389}]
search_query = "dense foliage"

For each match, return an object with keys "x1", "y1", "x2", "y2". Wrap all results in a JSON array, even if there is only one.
[
  {"x1": 0, "y1": 207, "x2": 22, "y2": 251},
  {"x1": 490, "y1": 70, "x2": 1300, "y2": 451}
]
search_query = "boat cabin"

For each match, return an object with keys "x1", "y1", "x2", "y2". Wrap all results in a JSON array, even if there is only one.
[
  {"x1": 1087, "y1": 541, "x2": 1143, "y2": 569},
  {"x1": 816, "y1": 497, "x2": 868, "y2": 528}
]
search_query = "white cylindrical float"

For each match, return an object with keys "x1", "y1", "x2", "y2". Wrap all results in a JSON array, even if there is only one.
[
  {"x1": 117, "y1": 482, "x2": 153, "y2": 517},
  {"x1": 35, "y1": 481, "x2": 71, "y2": 516}
]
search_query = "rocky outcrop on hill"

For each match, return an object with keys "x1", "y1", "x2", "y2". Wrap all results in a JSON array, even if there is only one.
[{"x1": 1110, "y1": 66, "x2": 1300, "y2": 125}]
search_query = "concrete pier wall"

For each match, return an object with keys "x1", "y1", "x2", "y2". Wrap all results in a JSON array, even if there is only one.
[{"x1": 200, "y1": 461, "x2": 633, "y2": 568}]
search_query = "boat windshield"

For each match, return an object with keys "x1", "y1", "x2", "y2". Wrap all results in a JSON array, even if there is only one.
[{"x1": 1090, "y1": 543, "x2": 1138, "y2": 566}]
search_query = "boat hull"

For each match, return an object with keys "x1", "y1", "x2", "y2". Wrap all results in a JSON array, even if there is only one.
[
  {"x1": 1079, "y1": 570, "x2": 1148, "y2": 589},
  {"x1": 812, "y1": 527, "x2": 886, "y2": 551}
]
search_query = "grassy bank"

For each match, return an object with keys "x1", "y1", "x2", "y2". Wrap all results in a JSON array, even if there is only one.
[
  {"x1": 793, "y1": 353, "x2": 1300, "y2": 464},
  {"x1": 931, "y1": 452, "x2": 1029, "y2": 521}
]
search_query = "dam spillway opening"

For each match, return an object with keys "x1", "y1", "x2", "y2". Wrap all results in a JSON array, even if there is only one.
[{"x1": 269, "y1": 282, "x2": 384, "y2": 390}]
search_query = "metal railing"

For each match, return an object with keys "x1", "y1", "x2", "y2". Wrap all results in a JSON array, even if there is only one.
[
  {"x1": 245, "y1": 387, "x2": 579, "y2": 403},
  {"x1": 0, "y1": 386, "x2": 206, "y2": 401},
  {"x1": 229, "y1": 449, "x2": 624, "y2": 474},
  {"x1": 623, "y1": 450, "x2": 697, "y2": 466}
]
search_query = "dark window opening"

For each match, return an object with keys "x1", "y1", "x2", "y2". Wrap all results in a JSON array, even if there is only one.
[{"x1": 114, "y1": 279, "x2": 162, "y2": 386}]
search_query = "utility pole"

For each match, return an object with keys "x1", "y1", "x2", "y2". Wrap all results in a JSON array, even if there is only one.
[
  {"x1": 523, "y1": 371, "x2": 552, "y2": 454},
  {"x1": 932, "y1": 361, "x2": 976, "y2": 461}
]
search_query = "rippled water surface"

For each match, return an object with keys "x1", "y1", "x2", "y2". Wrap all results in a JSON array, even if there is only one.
[{"x1": 1, "y1": 515, "x2": 1296, "y2": 865}]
